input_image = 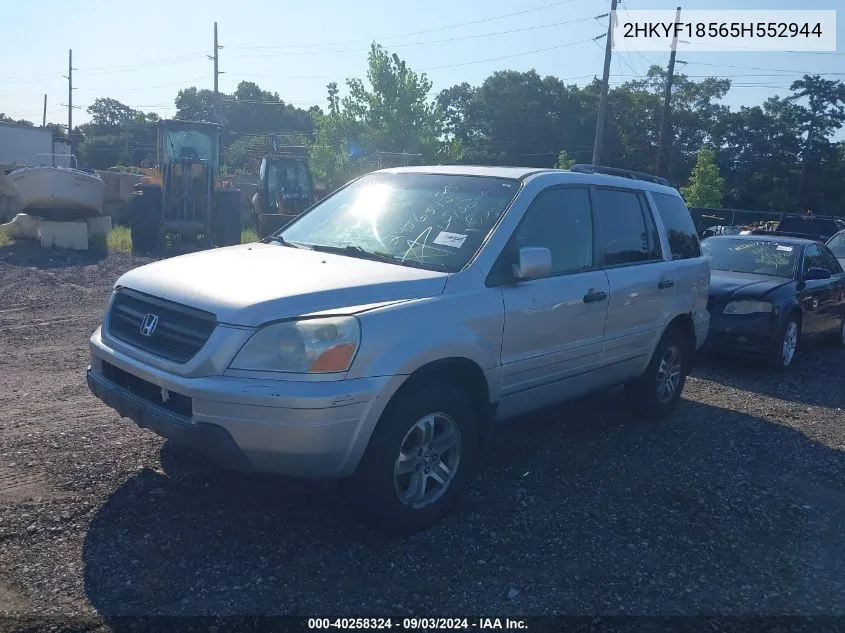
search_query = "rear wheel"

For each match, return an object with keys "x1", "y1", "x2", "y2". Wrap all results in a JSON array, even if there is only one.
[
  {"x1": 349, "y1": 383, "x2": 481, "y2": 534},
  {"x1": 624, "y1": 325, "x2": 689, "y2": 419}
]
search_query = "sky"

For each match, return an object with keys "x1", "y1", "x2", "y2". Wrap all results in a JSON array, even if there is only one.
[{"x1": 1, "y1": 0, "x2": 843, "y2": 139}]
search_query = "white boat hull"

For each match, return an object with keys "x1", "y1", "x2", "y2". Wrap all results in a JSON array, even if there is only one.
[{"x1": 8, "y1": 166, "x2": 106, "y2": 217}]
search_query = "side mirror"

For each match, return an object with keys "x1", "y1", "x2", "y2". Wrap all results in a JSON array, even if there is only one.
[
  {"x1": 806, "y1": 267, "x2": 832, "y2": 280},
  {"x1": 513, "y1": 247, "x2": 552, "y2": 281}
]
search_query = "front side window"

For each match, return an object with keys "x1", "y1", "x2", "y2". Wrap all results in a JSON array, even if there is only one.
[
  {"x1": 279, "y1": 172, "x2": 520, "y2": 272},
  {"x1": 701, "y1": 238, "x2": 799, "y2": 278},
  {"x1": 510, "y1": 187, "x2": 594, "y2": 277},
  {"x1": 802, "y1": 244, "x2": 823, "y2": 275},
  {"x1": 651, "y1": 191, "x2": 701, "y2": 260},
  {"x1": 592, "y1": 188, "x2": 661, "y2": 266},
  {"x1": 818, "y1": 245, "x2": 843, "y2": 274}
]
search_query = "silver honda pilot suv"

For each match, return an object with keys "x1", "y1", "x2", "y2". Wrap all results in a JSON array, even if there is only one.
[{"x1": 87, "y1": 164, "x2": 710, "y2": 533}]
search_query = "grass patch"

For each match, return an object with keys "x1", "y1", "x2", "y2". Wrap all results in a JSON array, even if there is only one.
[
  {"x1": 241, "y1": 227, "x2": 258, "y2": 244},
  {"x1": 0, "y1": 227, "x2": 11, "y2": 247},
  {"x1": 106, "y1": 225, "x2": 132, "y2": 253}
]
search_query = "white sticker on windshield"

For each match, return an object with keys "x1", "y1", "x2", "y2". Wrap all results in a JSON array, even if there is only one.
[
  {"x1": 433, "y1": 231, "x2": 468, "y2": 248},
  {"x1": 776, "y1": 245, "x2": 794, "y2": 252}
]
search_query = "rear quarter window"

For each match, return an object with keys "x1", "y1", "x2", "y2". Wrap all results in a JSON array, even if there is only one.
[{"x1": 651, "y1": 192, "x2": 701, "y2": 260}]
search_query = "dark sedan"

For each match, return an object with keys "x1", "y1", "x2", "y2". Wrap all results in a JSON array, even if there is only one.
[{"x1": 701, "y1": 234, "x2": 845, "y2": 370}]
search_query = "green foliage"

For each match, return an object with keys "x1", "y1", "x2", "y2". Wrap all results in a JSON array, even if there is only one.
[
  {"x1": 310, "y1": 43, "x2": 449, "y2": 187},
  {"x1": 241, "y1": 227, "x2": 258, "y2": 244},
  {"x1": 681, "y1": 145, "x2": 724, "y2": 208},
  {"x1": 555, "y1": 149, "x2": 576, "y2": 169},
  {"x1": 0, "y1": 113, "x2": 34, "y2": 127},
  {"x1": 106, "y1": 225, "x2": 132, "y2": 253}
]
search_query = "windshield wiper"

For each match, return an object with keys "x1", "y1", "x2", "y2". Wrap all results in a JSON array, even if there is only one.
[
  {"x1": 308, "y1": 243, "x2": 399, "y2": 262},
  {"x1": 264, "y1": 235, "x2": 310, "y2": 249}
]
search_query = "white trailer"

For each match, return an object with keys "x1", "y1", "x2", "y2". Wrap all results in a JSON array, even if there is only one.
[{"x1": 0, "y1": 122, "x2": 70, "y2": 168}]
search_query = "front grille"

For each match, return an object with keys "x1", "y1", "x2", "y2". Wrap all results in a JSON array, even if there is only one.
[{"x1": 107, "y1": 288, "x2": 217, "y2": 363}]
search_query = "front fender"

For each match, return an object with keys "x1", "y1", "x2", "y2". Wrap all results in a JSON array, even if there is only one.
[{"x1": 346, "y1": 292, "x2": 504, "y2": 402}]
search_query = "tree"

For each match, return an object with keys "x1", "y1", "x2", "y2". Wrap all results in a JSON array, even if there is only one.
[
  {"x1": 0, "y1": 114, "x2": 34, "y2": 126},
  {"x1": 310, "y1": 43, "x2": 452, "y2": 187},
  {"x1": 681, "y1": 145, "x2": 724, "y2": 208},
  {"x1": 554, "y1": 149, "x2": 576, "y2": 169}
]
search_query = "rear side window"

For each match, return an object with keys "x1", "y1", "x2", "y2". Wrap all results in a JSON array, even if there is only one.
[
  {"x1": 592, "y1": 188, "x2": 661, "y2": 267},
  {"x1": 651, "y1": 192, "x2": 701, "y2": 260}
]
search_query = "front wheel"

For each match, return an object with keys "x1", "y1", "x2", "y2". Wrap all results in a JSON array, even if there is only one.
[
  {"x1": 768, "y1": 314, "x2": 800, "y2": 371},
  {"x1": 349, "y1": 384, "x2": 481, "y2": 534},
  {"x1": 624, "y1": 325, "x2": 689, "y2": 420}
]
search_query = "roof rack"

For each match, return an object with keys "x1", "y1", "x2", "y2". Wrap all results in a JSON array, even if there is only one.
[{"x1": 569, "y1": 164, "x2": 671, "y2": 187}]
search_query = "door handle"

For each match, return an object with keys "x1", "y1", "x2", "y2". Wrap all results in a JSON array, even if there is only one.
[
  {"x1": 583, "y1": 289, "x2": 608, "y2": 303},
  {"x1": 658, "y1": 278, "x2": 675, "y2": 289}
]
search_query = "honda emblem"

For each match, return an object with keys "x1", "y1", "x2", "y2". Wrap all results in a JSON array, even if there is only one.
[{"x1": 140, "y1": 313, "x2": 159, "y2": 337}]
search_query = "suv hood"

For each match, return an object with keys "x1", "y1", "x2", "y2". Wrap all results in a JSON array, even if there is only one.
[{"x1": 114, "y1": 243, "x2": 448, "y2": 327}]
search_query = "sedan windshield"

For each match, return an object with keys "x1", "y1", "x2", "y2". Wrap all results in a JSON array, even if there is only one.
[
  {"x1": 277, "y1": 172, "x2": 520, "y2": 272},
  {"x1": 701, "y1": 238, "x2": 799, "y2": 278}
]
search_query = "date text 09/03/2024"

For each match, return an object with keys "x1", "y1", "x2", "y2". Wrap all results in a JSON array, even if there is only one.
[{"x1": 307, "y1": 618, "x2": 528, "y2": 630}]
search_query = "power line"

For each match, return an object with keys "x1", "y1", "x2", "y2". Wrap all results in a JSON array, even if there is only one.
[
  {"x1": 228, "y1": 15, "x2": 602, "y2": 57},
  {"x1": 228, "y1": 0, "x2": 585, "y2": 51},
  {"x1": 421, "y1": 37, "x2": 596, "y2": 71}
]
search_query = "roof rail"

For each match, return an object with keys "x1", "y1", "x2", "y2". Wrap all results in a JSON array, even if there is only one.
[{"x1": 569, "y1": 164, "x2": 671, "y2": 187}]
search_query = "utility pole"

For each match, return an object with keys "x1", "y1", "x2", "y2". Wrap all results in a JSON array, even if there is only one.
[
  {"x1": 62, "y1": 49, "x2": 78, "y2": 158},
  {"x1": 657, "y1": 6, "x2": 682, "y2": 178},
  {"x1": 42, "y1": 94, "x2": 47, "y2": 127},
  {"x1": 210, "y1": 22, "x2": 224, "y2": 123},
  {"x1": 592, "y1": 0, "x2": 618, "y2": 166}
]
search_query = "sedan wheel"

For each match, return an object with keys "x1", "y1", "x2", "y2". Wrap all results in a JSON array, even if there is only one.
[
  {"x1": 781, "y1": 320, "x2": 799, "y2": 366},
  {"x1": 770, "y1": 316, "x2": 800, "y2": 371}
]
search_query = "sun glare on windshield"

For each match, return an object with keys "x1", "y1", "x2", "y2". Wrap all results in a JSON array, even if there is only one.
[{"x1": 346, "y1": 183, "x2": 393, "y2": 241}]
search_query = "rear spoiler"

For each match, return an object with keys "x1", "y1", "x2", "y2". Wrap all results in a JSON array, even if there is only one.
[{"x1": 749, "y1": 229, "x2": 830, "y2": 241}]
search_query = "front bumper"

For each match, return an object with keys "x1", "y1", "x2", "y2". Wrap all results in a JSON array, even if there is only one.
[
  {"x1": 87, "y1": 327, "x2": 392, "y2": 478},
  {"x1": 701, "y1": 310, "x2": 779, "y2": 357}
]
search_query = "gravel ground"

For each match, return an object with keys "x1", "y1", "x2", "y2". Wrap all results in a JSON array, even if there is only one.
[{"x1": 2, "y1": 242, "x2": 845, "y2": 630}]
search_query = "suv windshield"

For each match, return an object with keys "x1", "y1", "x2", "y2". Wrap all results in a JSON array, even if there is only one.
[
  {"x1": 278, "y1": 172, "x2": 520, "y2": 272},
  {"x1": 701, "y1": 238, "x2": 799, "y2": 278}
]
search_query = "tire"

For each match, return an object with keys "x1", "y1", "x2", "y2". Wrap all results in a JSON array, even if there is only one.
[
  {"x1": 768, "y1": 312, "x2": 801, "y2": 371},
  {"x1": 348, "y1": 383, "x2": 481, "y2": 535},
  {"x1": 624, "y1": 325, "x2": 689, "y2": 420},
  {"x1": 129, "y1": 188, "x2": 159, "y2": 254},
  {"x1": 213, "y1": 188, "x2": 242, "y2": 247}
]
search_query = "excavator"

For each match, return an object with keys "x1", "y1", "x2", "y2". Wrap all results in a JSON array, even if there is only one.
[
  {"x1": 251, "y1": 137, "x2": 316, "y2": 237},
  {"x1": 130, "y1": 119, "x2": 242, "y2": 253}
]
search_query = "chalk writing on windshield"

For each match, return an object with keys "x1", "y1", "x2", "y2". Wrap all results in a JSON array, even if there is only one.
[{"x1": 378, "y1": 184, "x2": 508, "y2": 263}]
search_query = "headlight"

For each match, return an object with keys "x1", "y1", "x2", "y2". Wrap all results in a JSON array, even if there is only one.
[
  {"x1": 230, "y1": 316, "x2": 360, "y2": 373},
  {"x1": 723, "y1": 300, "x2": 773, "y2": 315}
]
